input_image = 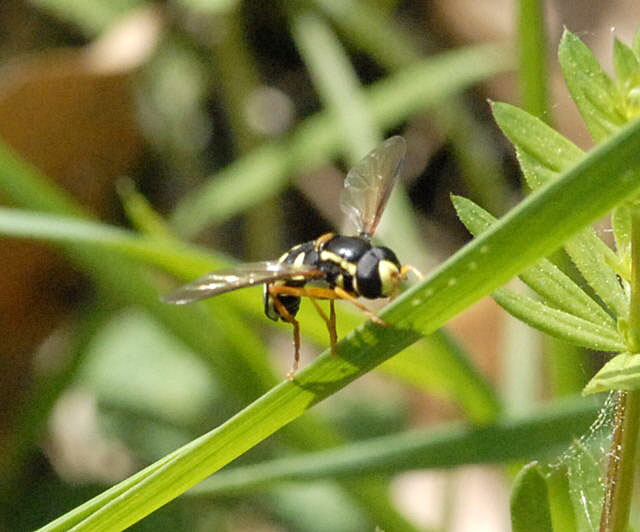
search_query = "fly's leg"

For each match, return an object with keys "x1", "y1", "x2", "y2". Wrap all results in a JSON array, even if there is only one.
[
  {"x1": 268, "y1": 285, "x2": 301, "y2": 380},
  {"x1": 271, "y1": 284, "x2": 339, "y2": 358},
  {"x1": 328, "y1": 299, "x2": 337, "y2": 355},
  {"x1": 276, "y1": 284, "x2": 387, "y2": 326},
  {"x1": 303, "y1": 295, "x2": 338, "y2": 357},
  {"x1": 331, "y1": 286, "x2": 388, "y2": 326}
]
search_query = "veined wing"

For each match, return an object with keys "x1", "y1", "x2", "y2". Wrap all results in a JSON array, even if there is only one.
[
  {"x1": 162, "y1": 261, "x2": 323, "y2": 304},
  {"x1": 339, "y1": 136, "x2": 406, "y2": 239}
]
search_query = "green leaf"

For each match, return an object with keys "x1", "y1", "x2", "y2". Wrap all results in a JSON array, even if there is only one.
[
  {"x1": 545, "y1": 466, "x2": 579, "y2": 531},
  {"x1": 452, "y1": 194, "x2": 615, "y2": 327},
  {"x1": 558, "y1": 29, "x2": 625, "y2": 141},
  {"x1": 493, "y1": 288, "x2": 624, "y2": 352},
  {"x1": 116, "y1": 179, "x2": 176, "y2": 239},
  {"x1": 611, "y1": 202, "x2": 633, "y2": 266},
  {"x1": 634, "y1": 29, "x2": 640, "y2": 58},
  {"x1": 511, "y1": 462, "x2": 553, "y2": 532},
  {"x1": 493, "y1": 102, "x2": 628, "y2": 318},
  {"x1": 584, "y1": 352, "x2": 640, "y2": 394},
  {"x1": 613, "y1": 38, "x2": 640, "y2": 87},
  {"x1": 38, "y1": 114, "x2": 640, "y2": 531},
  {"x1": 493, "y1": 101, "x2": 583, "y2": 179},
  {"x1": 562, "y1": 230, "x2": 628, "y2": 319}
]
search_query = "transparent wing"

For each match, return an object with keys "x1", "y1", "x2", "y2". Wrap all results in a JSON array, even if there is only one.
[
  {"x1": 162, "y1": 261, "x2": 323, "y2": 305},
  {"x1": 339, "y1": 136, "x2": 406, "y2": 238}
]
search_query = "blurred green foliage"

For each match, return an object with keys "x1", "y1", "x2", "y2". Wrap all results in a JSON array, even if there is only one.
[{"x1": 0, "y1": 1, "x2": 639, "y2": 531}]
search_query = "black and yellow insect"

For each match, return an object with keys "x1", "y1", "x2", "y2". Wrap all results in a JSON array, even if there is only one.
[{"x1": 163, "y1": 136, "x2": 420, "y2": 377}]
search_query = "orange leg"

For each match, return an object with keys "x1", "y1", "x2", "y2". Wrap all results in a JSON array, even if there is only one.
[
  {"x1": 269, "y1": 285, "x2": 340, "y2": 359},
  {"x1": 332, "y1": 286, "x2": 387, "y2": 325},
  {"x1": 328, "y1": 299, "x2": 337, "y2": 355},
  {"x1": 268, "y1": 283, "x2": 390, "y2": 376},
  {"x1": 268, "y1": 285, "x2": 301, "y2": 380},
  {"x1": 303, "y1": 295, "x2": 338, "y2": 357},
  {"x1": 271, "y1": 284, "x2": 386, "y2": 325}
]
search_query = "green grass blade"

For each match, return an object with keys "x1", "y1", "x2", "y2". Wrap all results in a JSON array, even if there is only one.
[
  {"x1": 0, "y1": 207, "x2": 218, "y2": 275},
  {"x1": 170, "y1": 43, "x2": 513, "y2": 237},
  {"x1": 291, "y1": 8, "x2": 378, "y2": 159},
  {"x1": 116, "y1": 179, "x2": 176, "y2": 239},
  {"x1": 188, "y1": 397, "x2": 598, "y2": 496},
  {"x1": 493, "y1": 288, "x2": 624, "y2": 352},
  {"x1": 312, "y1": 0, "x2": 419, "y2": 70},
  {"x1": 39, "y1": 113, "x2": 640, "y2": 531},
  {"x1": 0, "y1": 143, "x2": 83, "y2": 216},
  {"x1": 517, "y1": 0, "x2": 550, "y2": 121},
  {"x1": 558, "y1": 29, "x2": 625, "y2": 142},
  {"x1": 317, "y1": 0, "x2": 510, "y2": 215},
  {"x1": 452, "y1": 194, "x2": 615, "y2": 327}
]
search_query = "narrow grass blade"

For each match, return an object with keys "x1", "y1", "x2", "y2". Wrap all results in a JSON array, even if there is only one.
[
  {"x1": 517, "y1": 0, "x2": 550, "y2": 121},
  {"x1": 187, "y1": 397, "x2": 598, "y2": 496},
  {"x1": 291, "y1": 8, "x2": 378, "y2": 159},
  {"x1": 289, "y1": 7, "x2": 427, "y2": 265}
]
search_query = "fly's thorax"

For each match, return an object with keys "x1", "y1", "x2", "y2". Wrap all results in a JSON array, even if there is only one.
[
  {"x1": 354, "y1": 246, "x2": 401, "y2": 299},
  {"x1": 317, "y1": 235, "x2": 371, "y2": 292}
]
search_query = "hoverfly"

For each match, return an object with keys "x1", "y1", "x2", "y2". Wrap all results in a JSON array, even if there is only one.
[{"x1": 163, "y1": 136, "x2": 420, "y2": 378}]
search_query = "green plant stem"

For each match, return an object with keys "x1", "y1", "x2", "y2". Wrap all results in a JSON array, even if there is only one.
[
  {"x1": 517, "y1": 0, "x2": 549, "y2": 121},
  {"x1": 599, "y1": 391, "x2": 640, "y2": 532},
  {"x1": 600, "y1": 208, "x2": 640, "y2": 532}
]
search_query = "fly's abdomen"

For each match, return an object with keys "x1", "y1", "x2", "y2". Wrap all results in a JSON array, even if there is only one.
[{"x1": 263, "y1": 240, "x2": 318, "y2": 321}]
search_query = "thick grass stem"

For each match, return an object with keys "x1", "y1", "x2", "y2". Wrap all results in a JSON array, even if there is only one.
[{"x1": 600, "y1": 208, "x2": 640, "y2": 531}]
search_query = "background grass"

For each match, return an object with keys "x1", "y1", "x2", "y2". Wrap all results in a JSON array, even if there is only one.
[{"x1": 1, "y1": 1, "x2": 640, "y2": 531}]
